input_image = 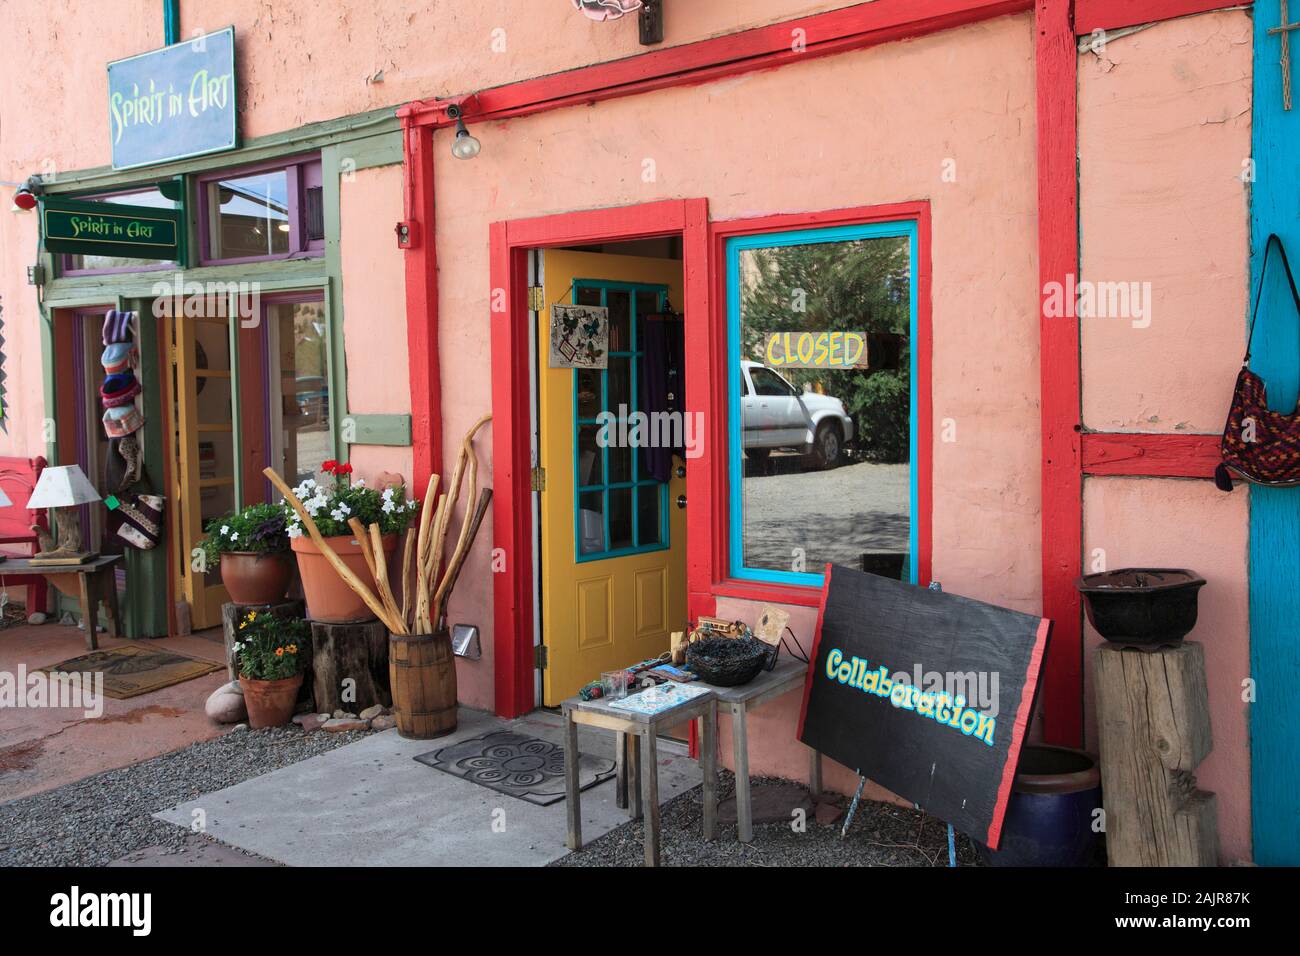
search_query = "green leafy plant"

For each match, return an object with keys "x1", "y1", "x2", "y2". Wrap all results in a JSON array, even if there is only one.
[
  {"x1": 202, "y1": 502, "x2": 290, "y2": 564},
  {"x1": 285, "y1": 461, "x2": 418, "y2": 539},
  {"x1": 232, "y1": 610, "x2": 308, "y2": 681},
  {"x1": 739, "y1": 236, "x2": 912, "y2": 463}
]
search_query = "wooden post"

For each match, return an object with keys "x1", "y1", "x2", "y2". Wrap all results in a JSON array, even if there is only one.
[
  {"x1": 1094, "y1": 642, "x2": 1217, "y2": 866},
  {"x1": 310, "y1": 618, "x2": 392, "y2": 714}
]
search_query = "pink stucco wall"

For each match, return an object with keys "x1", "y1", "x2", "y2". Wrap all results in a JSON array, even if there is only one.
[
  {"x1": 434, "y1": 13, "x2": 1044, "y2": 724},
  {"x1": 340, "y1": 164, "x2": 414, "y2": 485},
  {"x1": 1081, "y1": 477, "x2": 1251, "y2": 864},
  {"x1": 0, "y1": 0, "x2": 872, "y2": 466},
  {"x1": 1078, "y1": 11, "x2": 1254, "y2": 863},
  {"x1": 1079, "y1": 10, "x2": 1252, "y2": 433}
]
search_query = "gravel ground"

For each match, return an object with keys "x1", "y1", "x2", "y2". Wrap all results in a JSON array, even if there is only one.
[
  {"x1": 0, "y1": 725, "x2": 369, "y2": 867},
  {"x1": 741, "y1": 461, "x2": 909, "y2": 570},
  {"x1": 551, "y1": 770, "x2": 984, "y2": 867}
]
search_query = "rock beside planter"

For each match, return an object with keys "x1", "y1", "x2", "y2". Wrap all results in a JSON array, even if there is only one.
[{"x1": 205, "y1": 681, "x2": 247, "y2": 724}]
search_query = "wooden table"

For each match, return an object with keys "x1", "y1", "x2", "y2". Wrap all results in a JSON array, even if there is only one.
[
  {"x1": 561, "y1": 685, "x2": 718, "y2": 867},
  {"x1": 695, "y1": 657, "x2": 819, "y2": 843},
  {"x1": 0, "y1": 554, "x2": 121, "y2": 649}
]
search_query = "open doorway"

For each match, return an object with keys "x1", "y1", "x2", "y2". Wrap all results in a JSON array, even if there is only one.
[{"x1": 532, "y1": 239, "x2": 687, "y2": 705}]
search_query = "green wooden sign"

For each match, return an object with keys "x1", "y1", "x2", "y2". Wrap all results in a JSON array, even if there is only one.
[{"x1": 41, "y1": 197, "x2": 182, "y2": 260}]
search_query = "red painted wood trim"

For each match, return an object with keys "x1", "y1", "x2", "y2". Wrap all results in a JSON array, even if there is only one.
[
  {"x1": 1036, "y1": 0, "x2": 1084, "y2": 748},
  {"x1": 401, "y1": 0, "x2": 1033, "y2": 129},
  {"x1": 489, "y1": 200, "x2": 709, "y2": 718},
  {"x1": 1075, "y1": 0, "x2": 1249, "y2": 34},
  {"x1": 1082, "y1": 433, "x2": 1221, "y2": 478},
  {"x1": 489, "y1": 221, "x2": 534, "y2": 718},
  {"x1": 986, "y1": 616, "x2": 1052, "y2": 850},
  {"x1": 700, "y1": 201, "x2": 934, "y2": 609},
  {"x1": 402, "y1": 121, "x2": 443, "y2": 489}
]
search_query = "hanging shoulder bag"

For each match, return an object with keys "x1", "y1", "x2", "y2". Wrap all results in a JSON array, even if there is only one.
[{"x1": 1216, "y1": 234, "x2": 1300, "y2": 491}]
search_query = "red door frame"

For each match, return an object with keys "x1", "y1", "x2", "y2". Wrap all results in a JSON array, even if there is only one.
[
  {"x1": 403, "y1": 0, "x2": 1248, "y2": 737},
  {"x1": 488, "y1": 200, "x2": 711, "y2": 718}
]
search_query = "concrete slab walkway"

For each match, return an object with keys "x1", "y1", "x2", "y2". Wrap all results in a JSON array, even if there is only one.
[{"x1": 155, "y1": 706, "x2": 704, "y2": 866}]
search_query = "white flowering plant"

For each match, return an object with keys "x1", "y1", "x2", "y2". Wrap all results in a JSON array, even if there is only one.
[
  {"x1": 201, "y1": 502, "x2": 290, "y2": 564},
  {"x1": 284, "y1": 460, "x2": 418, "y2": 540}
]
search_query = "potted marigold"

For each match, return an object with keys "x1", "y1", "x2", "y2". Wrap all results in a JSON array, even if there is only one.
[
  {"x1": 202, "y1": 502, "x2": 293, "y2": 605},
  {"x1": 285, "y1": 461, "x2": 418, "y2": 623},
  {"x1": 232, "y1": 611, "x2": 309, "y2": 728}
]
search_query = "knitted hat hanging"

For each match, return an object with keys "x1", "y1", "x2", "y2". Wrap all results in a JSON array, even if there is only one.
[
  {"x1": 102, "y1": 309, "x2": 134, "y2": 345},
  {"x1": 100, "y1": 372, "x2": 141, "y2": 408},
  {"x1": 101, "y1": 342, "x2": 137, "y2": 375}
]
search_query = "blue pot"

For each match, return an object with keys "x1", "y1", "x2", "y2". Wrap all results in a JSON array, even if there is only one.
[{"x1": 979, "y1": 745, "x2": 1102, "y2": 867}]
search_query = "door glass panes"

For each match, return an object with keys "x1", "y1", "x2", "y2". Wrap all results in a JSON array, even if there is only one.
[
  {"x1": 731, "y1": 229, "x2": 913, "y2": 582},
  {"x1": 269, "y1": 300, "x2": 330, "y2": 485},
  {"x1": 572, "y1": 280, "x2": 670, "y2": 560}
]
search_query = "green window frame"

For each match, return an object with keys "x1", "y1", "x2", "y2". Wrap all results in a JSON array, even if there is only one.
[{"x1": 572, "y1": 279, "x2": 671, "y2": 562}]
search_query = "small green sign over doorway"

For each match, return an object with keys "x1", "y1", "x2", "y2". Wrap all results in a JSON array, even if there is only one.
[{"x1": 41, "y1": 197, "x2": 182, "y2": 261}]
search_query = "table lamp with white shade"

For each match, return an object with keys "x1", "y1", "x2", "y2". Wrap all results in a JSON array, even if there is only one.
[{"x1": 27, "y1": 465, "x2": 101, "y2": 565}]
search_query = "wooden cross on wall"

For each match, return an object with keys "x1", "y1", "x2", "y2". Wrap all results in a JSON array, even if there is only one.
[{"x1": 1270, "y1": 0, "x2": 1300, "y2": 110}]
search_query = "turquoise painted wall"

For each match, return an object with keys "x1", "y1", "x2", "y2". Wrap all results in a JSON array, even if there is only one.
[{"x1": 1249, "y1": 3, "x2": 1300, "y2": 867}]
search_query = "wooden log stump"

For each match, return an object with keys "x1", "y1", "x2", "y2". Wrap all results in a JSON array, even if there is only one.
[
  {"x1": 222, "y1": 601, "x2": 312, "y2": 709},
  {"x1": 1094, "y1": 642, "x2": 1217, "y2": 866},
  {"x1": 310, "y1": 619, "x2": 392, "y2": 714}
]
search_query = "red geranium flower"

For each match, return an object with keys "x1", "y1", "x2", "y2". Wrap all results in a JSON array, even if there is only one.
[
  {"x1": 338, "y1": 463, "x2": 354, "y2": 475},
  {"x1": 322, "y1": 460, "x2": 338, "y2": 474}
]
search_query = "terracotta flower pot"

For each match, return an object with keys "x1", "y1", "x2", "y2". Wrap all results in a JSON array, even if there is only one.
[
  {"x1": 239, "y1": 672, "x2": 304, "y2": 729},
  {"x1": 292, "y1": 532, "x2": 397, "y2": 623},
  {"x1": 220, "y1": 551, "x2": 293, "y2": 605}
]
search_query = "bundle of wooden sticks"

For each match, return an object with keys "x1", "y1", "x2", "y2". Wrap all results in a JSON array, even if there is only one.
[{"x1": 264, "y1": 413, "x2": 493, "y2": 635}]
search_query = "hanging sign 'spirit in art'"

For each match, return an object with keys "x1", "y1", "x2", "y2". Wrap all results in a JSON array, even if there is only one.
[{"x1": 549, "y1": 304, "x2": 609, "y2": 369}]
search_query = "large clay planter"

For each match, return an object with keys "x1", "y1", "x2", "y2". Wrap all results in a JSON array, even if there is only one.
[
  {"x1": 239, "y1": 672, "x2": 304, "y2": 729},
  {"x1": 220, "y1": 551, "x2": 293, "y2": 605},
  {"x1": 292, "y1": 532, "x2": 397, "y2": 623}
]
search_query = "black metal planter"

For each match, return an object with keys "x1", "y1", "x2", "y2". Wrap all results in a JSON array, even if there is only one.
[{"x1": 1074, "y1": 568, "x2": 1206, "y2": 647}]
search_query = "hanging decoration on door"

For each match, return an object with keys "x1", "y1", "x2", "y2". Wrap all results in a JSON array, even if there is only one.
[{"x1": 549, "y1": 304, "x2": 609, "y2": 369}]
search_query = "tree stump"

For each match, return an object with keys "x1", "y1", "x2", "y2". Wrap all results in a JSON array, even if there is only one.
[
  {"x1": 1094, "y1": 642, "x2": 1217, "y2": 866},
  {"x1": 222, "y1": 601, "x2": 312, "y2": 708},
  {"x1": 310, "y1": 619, "x2": 392, "y2": 714}
]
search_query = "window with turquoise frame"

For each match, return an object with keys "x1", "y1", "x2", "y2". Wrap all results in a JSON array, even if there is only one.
[
  {"x1": 726, "y1": 220, "x2": 918, "y2": 588},
  {"x1": 573, "y1": 279, "x2": 671, "y2": 561}
]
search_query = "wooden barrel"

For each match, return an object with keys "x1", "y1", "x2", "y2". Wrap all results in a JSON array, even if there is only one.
[{"x1": 389, "y1": 630, "x2": 457, "y2": 739}]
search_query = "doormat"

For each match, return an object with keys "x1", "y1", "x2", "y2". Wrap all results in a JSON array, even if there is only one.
[
  {"x1": 415, "y1": 731, "x2": 616, "y2": 806},
  {"x1": 33, "y1": 645, "x2": 223, "y2": 699}
]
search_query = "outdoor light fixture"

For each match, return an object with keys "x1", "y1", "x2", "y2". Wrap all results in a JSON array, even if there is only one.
[
  {"x1": 6, "y1": 175, "x2": 42, "y2": 212},
  {"x1": 447, "y1": 104, "x2": 481, "y2": 160}
]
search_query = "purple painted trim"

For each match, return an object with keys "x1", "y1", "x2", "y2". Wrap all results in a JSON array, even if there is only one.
[
  {"x1": 197, "y1": 154, "x2": 324, "y2": 266},
  {"x1": 70, "y1": 312, "x2": 94, "y2": 545}
]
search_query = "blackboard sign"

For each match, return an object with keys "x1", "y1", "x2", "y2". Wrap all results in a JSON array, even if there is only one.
[
  {"x1": 798, "y1": 564, "x2": 1050, "y2": 848},
  {"x1": 41, "y1": 197, "x2": 182, "y2": 261},
  {"x1": 107, "y1": 27, "x2": 237, "y2": 170}
]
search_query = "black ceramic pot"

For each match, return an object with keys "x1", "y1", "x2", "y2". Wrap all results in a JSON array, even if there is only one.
[{"x1": 1074, "y1": 568, "x2": 1206, "y2": 647}]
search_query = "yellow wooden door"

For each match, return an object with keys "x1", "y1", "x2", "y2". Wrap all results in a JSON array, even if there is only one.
[
  {"x1": 165, "y1": 304, "x2": 236, "y2": 630},
  {"x1": 539, "y1": 250, "x2": 687, "y2": 705}
]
